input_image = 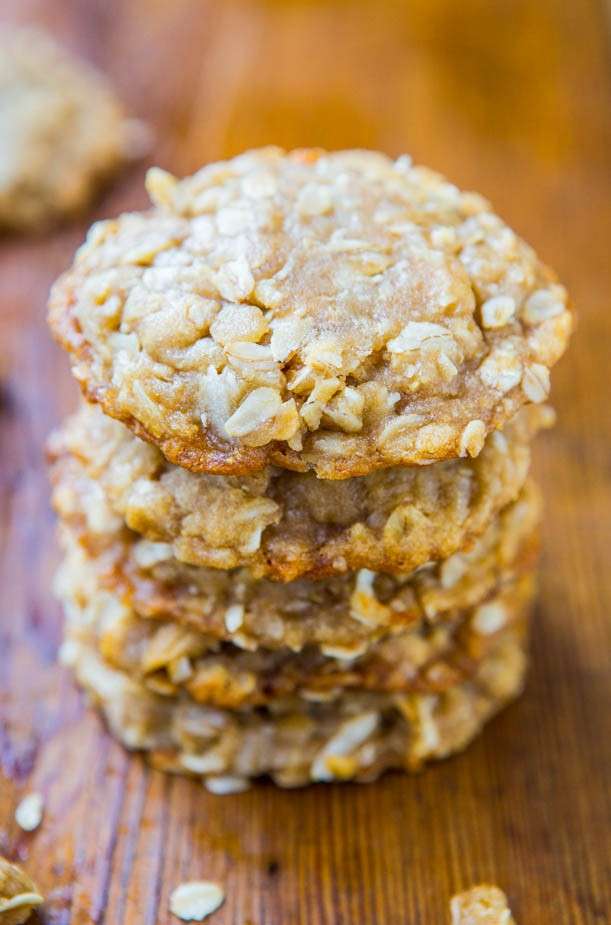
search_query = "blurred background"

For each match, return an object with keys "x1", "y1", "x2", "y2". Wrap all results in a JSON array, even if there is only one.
[{"x1": 0, "y1": 2, "x2": 609, "y2": 923}]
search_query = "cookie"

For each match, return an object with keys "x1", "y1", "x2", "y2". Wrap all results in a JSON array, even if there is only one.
[
  {"x1": 53, "y1": 481, "x2": 540, "y2": 654},
  {"x1": 48, "y1": 400, "x2": 550, "y2": 581},
  {"x1": 0, "y1": 27, "x2": 146, "y2": 231},
  {"x1": 57, "y1": 549, "x2": 534, "y2": 707},
  {"x1": 60, "y1": 623, "x2": 529, "y2": 788},
  {"x1": 48, "y1": 147, "x2": 572, "y2": 475}
]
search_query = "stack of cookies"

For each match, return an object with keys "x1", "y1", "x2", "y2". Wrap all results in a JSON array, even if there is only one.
[{"x1": 48, "y1": 148, "x2": 572, "y2": 791}]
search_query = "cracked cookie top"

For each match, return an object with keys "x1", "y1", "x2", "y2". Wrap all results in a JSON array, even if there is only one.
[{"x1": 49, "y1": 147, "x2": 572, "y2": 476}]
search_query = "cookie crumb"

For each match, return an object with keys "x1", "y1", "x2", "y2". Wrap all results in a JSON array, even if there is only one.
[
  {"x1": 450, "y1": 884, "x2": 515, "y2": 924},
  {"x1": 204, "y1": 776, "x2": 250, "y2": 795},
  {"x1": 0, "y1": 856, "x2": 44, "y2": 925},
  {"x1": 170, "y1": 881, "x2": 225, "y2": 921},
  {"x1": 14, "y1": 793, "x2": 44, "y2": 832}
]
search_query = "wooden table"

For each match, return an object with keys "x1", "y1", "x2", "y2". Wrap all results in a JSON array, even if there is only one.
[{"x1": 1, "y1": 1, "x2": 610, "y2": 922}]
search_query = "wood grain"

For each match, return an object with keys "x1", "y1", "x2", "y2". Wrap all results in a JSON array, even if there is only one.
[{"x1": 1, "y1": 1, "x2": 610, "y2": 922}]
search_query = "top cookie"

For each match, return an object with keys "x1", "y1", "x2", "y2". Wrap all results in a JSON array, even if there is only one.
[
  {"x1": 49, "y1": 147, "x2": 572, "y2": 477},
  {"x1": 0, "y1": 28, "x2": 145, "y2": 232}
]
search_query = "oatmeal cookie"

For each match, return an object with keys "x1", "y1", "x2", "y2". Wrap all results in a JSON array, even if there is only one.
[
  {"x1": 56, "y1": 552, "x2": 534, "y2": 707},
  {"x1": 60, "y1": 625, "x2": 528, "y2": 787},
  {"x1": 48, "y1": 400, "x2": 550, "y2": 581},
  {"x1": 54, "y1": 482, "x2": 540, "y2": 653},
  {"x1": 0, "y1": 27, "x2": 145, "y2": 232},
  {"x1": 48, "y1": 147, "x2": 572, "y2": 476},
  {"x1": 0, "y1": 857, "x2": 43, "y2": 925}
]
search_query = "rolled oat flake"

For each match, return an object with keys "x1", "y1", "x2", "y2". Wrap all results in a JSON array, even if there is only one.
[{"x1": 169, "y1": 881, "x2": 225, "y2": 921}]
